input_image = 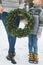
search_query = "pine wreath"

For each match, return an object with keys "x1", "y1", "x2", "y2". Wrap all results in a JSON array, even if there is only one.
[{"x1": 5, "y1": 9, "x2": 34, "y2": 38}]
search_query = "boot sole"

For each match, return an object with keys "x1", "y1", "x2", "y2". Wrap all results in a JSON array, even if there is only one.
[
  {"x1": 29, "y1": 61, "x2": 38, "y2": 64},
  {"x1": 33, "y1": 61, "x2": 38, "y2": 64},
  {"x1": 29, "y1": 60, "x2": 34, "y2": 63}
]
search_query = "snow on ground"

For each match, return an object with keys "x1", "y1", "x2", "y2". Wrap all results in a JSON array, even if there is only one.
[{"x1": 0, "y1": 20, "x2": 43, "y2": 65}]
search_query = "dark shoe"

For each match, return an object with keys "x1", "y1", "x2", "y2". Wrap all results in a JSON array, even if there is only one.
[
  {"x1": 6, "y1": 53, "x2": 16, "y2": 64},
  {"x1": 6, "y1": 56, "x2": 16, "y2": 64},
  {"x1": 11, "y1": 58, "x2": 16, "y2": 64},
  {"x1": 6, "y1": 52, "x2": 13, "y2": 60},
  {"x1": 6, "y1": 55, "x2": 12, "y2": 60},
  {"x1": 12, "y1": 48, "x2": 16, "y2": 56},
  {"x1": 12, "y1": 52, "x2": 16, "y2": 57}
]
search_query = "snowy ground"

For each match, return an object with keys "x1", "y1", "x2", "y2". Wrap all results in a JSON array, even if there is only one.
[{"x1": 0, "y1": 20, "x2": 43, "y2": 65}]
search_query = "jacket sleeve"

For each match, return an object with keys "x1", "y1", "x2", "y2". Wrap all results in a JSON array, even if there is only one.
[
  {"x1": 39, "y1": 10, "x2": 43, "y2": 26},
  {"x1": 37, "y1": 10, "x2": 43, "y2": 35},
  {"x1": 37, "y1": 26, "x2": 42, "y2": 35}
]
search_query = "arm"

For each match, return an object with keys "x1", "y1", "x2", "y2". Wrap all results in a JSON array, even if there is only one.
[
  {"x1": 39, "y1": 10, "x2": 43, "y2": 26},
  {"x1": 37, "y1": 26, "x2": 42, "y2": 35},
  {"x1": 37, "y1": 10, "x2": 43, "y2": 37},
  {"x1": 33, "y1": 12, "x2": 42, "y2": 38},
  {"x1": 37, "y1": 26, "x2": 42, "y2": 38}
]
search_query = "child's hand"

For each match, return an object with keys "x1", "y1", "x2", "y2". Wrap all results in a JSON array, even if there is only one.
[
  {"x1": 37, "y1": 35, "x2": 41, "y2": 38},
  {"x1": 23, "y1": 21, "x2": 28, "y2": 25}
]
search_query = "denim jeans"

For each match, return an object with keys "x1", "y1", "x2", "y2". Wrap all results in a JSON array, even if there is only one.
[
  {"x1": 28, "y1": 34, "x2": 38, "y2": 54},
  {"x1": 8, "y1": 34, "x2": 16, "y2": 53},
  {"x1": 1, "y1": 12, "x2": 16, "y2": 53}
]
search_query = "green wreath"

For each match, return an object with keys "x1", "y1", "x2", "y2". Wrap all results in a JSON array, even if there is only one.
[{"x1": 5, "y1": 9, "x2": 34, "y2": 38}]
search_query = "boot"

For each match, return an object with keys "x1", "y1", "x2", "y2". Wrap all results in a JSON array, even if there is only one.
[
  {"x1": 33, "y1": 54, "x2": 38, "y2": 64},
  {"x1": 12, "y1": 48, "x2": 16, "y2": 56},
  {"x1": 28, "y1": 53, "x2": 34, "y2": 63},
  {"x1": 6, "y1": 52, "x2": 16, "y2": 64},
  {"x1": 6, "y1": 52, "x2": 13, "y2": 60},
  {"x1": 11, "y1": 57, "x2": 16, "y2": 64},
  {"x1": 11, "y1": 51, "x2": 16, "y2": 57}
]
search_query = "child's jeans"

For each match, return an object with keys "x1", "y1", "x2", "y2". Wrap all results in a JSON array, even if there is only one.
[{"x1": 28, "y1": 34, "x2": 38, "y2": 54}]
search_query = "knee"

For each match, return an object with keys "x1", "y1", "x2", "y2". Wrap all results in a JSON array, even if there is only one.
[
  {"x1": 33, "y1": 43, "x2": 37, "y2": 49},
  {"x1": 29, "y1": 43, "x2": 32, "y2": 47}
]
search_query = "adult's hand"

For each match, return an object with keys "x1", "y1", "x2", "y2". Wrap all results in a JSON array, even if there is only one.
[{"x1": 0, "y1": 6, "x2": 3, "y2": 13}]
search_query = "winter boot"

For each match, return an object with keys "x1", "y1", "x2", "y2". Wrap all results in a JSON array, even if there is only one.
[
  {"x1": 33, "y1": 54, "x2": 38, "y2": 64},
  {"x1": 28, "y1": 53, "x2": 34, "y2": 63},
  {"x1": 11, "y1": 57, "x2": 16, "y2": 64},
  {"x1": 6, "y1": 52, "x2": 13, "y2": 60},
  {"x1": 12, "y1": 48, "x2": 16, "y2": 56},
  {"x1": 6, "y1": 52, "x2": 16, "y2": 64}
]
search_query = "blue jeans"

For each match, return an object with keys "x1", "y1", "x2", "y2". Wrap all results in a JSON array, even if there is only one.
[
  {"x1": 1, "y1": 12, "x2": 16, "y2": 53},
  {"x1": 28, "y1": 34, "x2": 38, "y2": 54},
  {"x1": 8, "y1": 34, "x2": 16, "y2": 53}
]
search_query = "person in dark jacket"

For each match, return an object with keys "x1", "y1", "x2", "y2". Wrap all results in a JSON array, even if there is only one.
[{"x1": 0, "y1": 5, "x2": 16, "y2": 64}]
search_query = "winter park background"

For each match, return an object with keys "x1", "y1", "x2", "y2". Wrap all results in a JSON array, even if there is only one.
[{"x1": 0, "y1": 18, "x2": 43, "y2": 65}]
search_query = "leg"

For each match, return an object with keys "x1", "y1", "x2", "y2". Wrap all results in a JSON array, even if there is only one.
[
  {"x1": 28, "y1": 34, "x2": 34, "y2": 63},
  {"x1": 6, "y1": 34, "x2": 16, "y2": 64},
  {"x1": 8, "y1": 34, "x2": 16, "y2": 53},
  {"x1": 33, "y1": 35, "x2": 38, "y2": 64},
  {"x1": 33, "y1": 35, "x2": 38, "y2": 54},
  {"x1": 29, "y1": 34, "x2": 33, "y2": 53},
  {"x1": 1, "y1": 12, "x2": 16, "y2": 64}
]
